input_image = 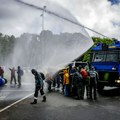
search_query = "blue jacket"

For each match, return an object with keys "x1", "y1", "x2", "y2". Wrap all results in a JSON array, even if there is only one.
[{"x1": 34, "y1": 72, "x2": 43, "y2": 87}]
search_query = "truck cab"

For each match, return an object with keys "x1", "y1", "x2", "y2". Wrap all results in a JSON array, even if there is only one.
[{"x1": 90, "y1": 40, "x2": 120, "y2": 91}]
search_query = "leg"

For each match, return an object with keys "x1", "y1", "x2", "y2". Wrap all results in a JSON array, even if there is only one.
[
  {"x1": 81, "y1": 83, "x2": 85, "y2": 99},
  {"x1": 47, "y1": 80, "x2": 52, "y2": 92},
  {"x1": 90, "y1": 78, "x2": 93, "y2": 100},
  {"x1": 31, "y1": 86, "x2": 40, "y2": 104},
  {"x1": 79, "y1": 84, "x2": 84, "y2": 99},
  {"x1": 18, "y1": 76, "x2": 21, "y2": 86},
  {"x1": 40, "y1": 87, "x2": 46, "y2": 102},
  {"x1": 13, "y1": 76, "x2": 17, "y2": 84},
  {"x1": 86, "y1": 77, "x2": 90, "y2": 99},
  {"x1": 93, "y1": 80, "x2": 97, "y2": 100},
  {"x1": 64, "y1": 84, "x2": 69, "y2": 96},
  {"x1": 10, "y1": 76, "x2": 13, "y2": 84}
]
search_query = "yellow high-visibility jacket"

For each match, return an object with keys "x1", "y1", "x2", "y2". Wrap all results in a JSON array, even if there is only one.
[{"x1": 63, "y1": 70, "x2": 70, "y2": 85}]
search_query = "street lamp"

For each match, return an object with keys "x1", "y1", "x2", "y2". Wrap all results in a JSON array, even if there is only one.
[
  {"x1": 40, "y1": 5, "x2": 46, "y2": 31},
  {"x1": 40, "y1": 6, "x2": 46, "y2": 68}
]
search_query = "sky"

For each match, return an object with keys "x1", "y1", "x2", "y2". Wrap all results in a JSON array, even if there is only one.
[{"x1": 0, "y1": 0, "x2": 120, "y2": 39}]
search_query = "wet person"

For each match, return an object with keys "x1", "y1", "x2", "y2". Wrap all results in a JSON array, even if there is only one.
[
  {"x1": 79, "y1": 65, "x2": 88, "y2": 99},
  {"x1": 72, "y1": 68, "x2": 83, "y2": 99},
  {"x1": 17, "y1": 66, "x2": 23, "y2": 86},
  {"x1": 31, "y1": 69, "x2": 46, "y2": 104},
  {"x1": 54, "y1": 72, "x2": 61, "y2": 90},
  {"x1": 9, "y1": 67, "x2": 17, "y2": 85},
  {"x1": 63, "y1": 69, "x2": 70, "y2": 96},
  {"x1": 0, "y1": 66, "x2": 4, "y2": 78},
  {"x1": 89, "y1": 66, "x2": 99, "y2": 100},
  {"x1": 45, "y1": 73, "x2": 53, "y2": 92},
  {"x1": 59, "y1": 70, "x2": 64, "y2": 94},
  {"x1": 84, "y1": 65, "x2": 91, "y2": 99}
]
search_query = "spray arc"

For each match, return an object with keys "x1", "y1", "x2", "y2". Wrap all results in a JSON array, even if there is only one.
[{"x1": 10, "y1": 0, "x2": 94, "y2": 73}]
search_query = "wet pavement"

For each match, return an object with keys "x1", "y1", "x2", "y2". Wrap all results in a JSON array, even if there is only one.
[
  {"x1": 1, "y1": 90, "x2": 120, "y2": 120},
  {"x1": 1, "y1": 74, "x2": 120, "y2": 120},
  {"x1": 0, "y1": 73, "x2": 34, "y2": 109}
]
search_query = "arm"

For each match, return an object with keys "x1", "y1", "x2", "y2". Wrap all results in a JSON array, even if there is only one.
[{"x1": 9, "y1": 68, "x2": 11, "y2": 71}]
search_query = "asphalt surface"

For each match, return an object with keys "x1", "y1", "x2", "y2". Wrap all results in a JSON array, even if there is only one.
[
  {"x1": 1, "y1": 73, "x2": 120, "y2": 120},
  {"x1": 1, "y1": 89, "x2": 120, "y2": 120},
  {"x1": 0, "y1": 73, "x2": 35, "y2": 109}
]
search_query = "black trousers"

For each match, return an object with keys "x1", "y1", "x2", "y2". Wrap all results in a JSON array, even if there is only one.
[
  {"x1": 90, "y1": 78, "x2": 97, "y2": 99},
  {"x1": 34, "y1": 86, "x2": 44, "y2": 98}
]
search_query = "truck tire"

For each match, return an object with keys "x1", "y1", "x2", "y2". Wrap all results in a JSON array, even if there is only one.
[{"x1": 97, "y1": 83, "x2": 104, "y2": 93}]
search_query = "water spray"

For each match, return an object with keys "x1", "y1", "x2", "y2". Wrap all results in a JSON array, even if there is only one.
[{"x1": 14, "y1": 0, "x2": 110, "y2": 38}]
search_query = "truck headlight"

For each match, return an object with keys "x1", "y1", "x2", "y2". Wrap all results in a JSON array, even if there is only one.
[
  {"x1": 115, "y1": 80, "x2": 120, "y2": 83},
  {"x1": 112, "y1": 67, "x2": 116, "y2": 70}
]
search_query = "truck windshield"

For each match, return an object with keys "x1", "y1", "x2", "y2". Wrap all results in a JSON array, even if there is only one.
[
  {"x1": 93, "y1": 51, "x2": 119, "y2": 62},
  {"x1": 94, "y1": 53, "x2": 105, "y2": 62},
  {"x1": 106, "y1": 53, "x2": 118, "y2": 62}
]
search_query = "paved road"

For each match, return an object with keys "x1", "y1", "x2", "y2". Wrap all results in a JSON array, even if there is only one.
[
  {"x1": 1, "y1": 80, "x2": 120, "y2": 120},
  {"x1": 0, "y1": 73, "x2": 35, "y2": 109}
]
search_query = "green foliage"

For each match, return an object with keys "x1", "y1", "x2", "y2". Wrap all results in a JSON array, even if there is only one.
[
  {"x1": 0, "y1": 32, "x2": 115, "y2": 65},
  {"x1": 92, "y1": 37, "x2": 113, "y2": 44},
  {"x1": 81, "y1": 37, "x2": 114, "y2": 62},
  {"x1": 0, "y1": 33, "x2": 16, "y2": 64}
]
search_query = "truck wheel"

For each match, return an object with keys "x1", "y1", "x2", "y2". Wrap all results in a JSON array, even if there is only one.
[{"x1": 97, "y1": 84, "x2": 104, "y2": 93}]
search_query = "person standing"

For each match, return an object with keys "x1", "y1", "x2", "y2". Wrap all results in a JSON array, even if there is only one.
[
  {"x1": 17, "y1": 66, "x2": 23, "y2": 86},
  {"x1": 63, "y1": 69, "x2": 70, "y2": 96},
  {"x1": 79, "y1": 66, "x2": 88, "y2": 99},
  {"x1": 45, "y1": 73, "x2": 53, "y2": 92},
  {"x1": 9, "y1": 67, "x2": 17, "y2": 85},
  {"x1": 72, "y1": 68, "x2": 83, "y2": 99},
  {"x1": 31, "y1": 69, "x2": 46, "y2": 104},
  {"x1": 89, "y1": 66, "x2": 99, "y2": 100},
  {"x1": 0, "y1": 66, "x2": 4, "y2": 78}
]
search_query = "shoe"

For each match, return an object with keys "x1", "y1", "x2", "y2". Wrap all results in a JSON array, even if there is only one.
[
  {"x1": 42, "y1": 96, "x2": 46, "y2": 102},
  {"x1": 18, "y1": 84, "x2": 21, "y2": 87},
  {"x1": 89, "y1": 98, "x2": 93, "y2": 101},
  {"x1": 94, "y1": 97, "x2": 97, "y2": 100},
  {"x1": 87, "y1": 96, "x2": 91, "y2": 99},
  {"x1": 79, "y1": 97, "x2": 84, "y2": 100},
  {"x1": 30, "y1": 99, "x2": 37, "y2": 104},
  {"x1": 74, "y1": 96, "x2": 79, "y2": 100},
  {"x1": 30, "y1": 101, "x2": 37, "y2": 104}
]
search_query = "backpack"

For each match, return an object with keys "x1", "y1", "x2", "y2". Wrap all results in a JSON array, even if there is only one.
[
  {"x1": 80, "y1": 69, "x2": 87, "y2": 78},
  {"x1": 73, "y1": 72, "x2": 82, "y2": 87},
  {"x1": 40, "y1": 72, "x2": 45, "y2": 80}
]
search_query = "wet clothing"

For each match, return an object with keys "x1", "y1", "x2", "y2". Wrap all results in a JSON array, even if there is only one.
[
  {"x1": 9, "y1": 68, "x2": 16, "y2": 84},
  {"x1": 89, "y1": 69, "x2": 99, "y2": 100},
  {"x1": 55, "y1": 73, "x2": 61, "y2": 88},
  {"x1": 17, "y1": 67, "x2": 23, "y2": 86},
  {"x1": 63, "y1": 70, "x2": 70, "y2": 96},
  {"x1": 34, "y1": 72, "x2": 44, "y2": 87},
  {"x1": 85, "y1": 75, "x2": 90, "y2": 99},
  {"x1": 63, "y1": 71, "x2": 70, "y2": 85},
  {"x1": 45, "y1": 73, "x2": 53, "y2": 92},
  {"x1": 72, "y1": 71, "x2": 83, "y2": 99},
  {"x1": 31, "y1": 70, "x2": 46, "y2": 104},
  {"x1": 0, "y1": 67, "x2": 4, "y2": 78},
  {"x1": 80, "y1": 68, "x2": 88, "y2": 99}
]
